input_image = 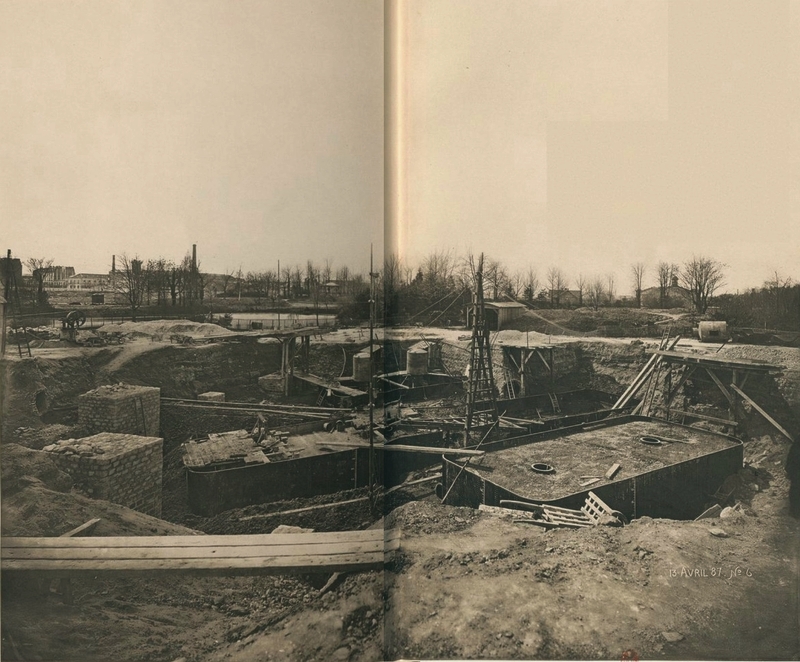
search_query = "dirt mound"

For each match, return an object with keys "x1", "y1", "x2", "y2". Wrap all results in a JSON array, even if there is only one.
[
  {"x1": 107, "y1": 319, "x2": 235, "y2": 339},
  {"x1": 1, "y1": 479, "x2": 199, "y2": 537},
  {"x1": 385, "y1": 499, "x2": 481, "y2": 535},
  {"x1": 11, "y1": 423, "x2": 82, "y2": 450},
  {"x1": 1, "y1": 444, "x2": 72, "y2": 495}
]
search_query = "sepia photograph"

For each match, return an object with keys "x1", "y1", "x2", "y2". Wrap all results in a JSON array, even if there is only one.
[{"x1": 1, "y1": 1, "x2": 799, "y2": 660}]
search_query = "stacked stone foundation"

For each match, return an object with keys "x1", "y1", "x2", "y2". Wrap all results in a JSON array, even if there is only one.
[
  {"x1": 44, "y1": 433, "x2": 163, "y2": 517},
  {"x1": 79, "y1": 384, "x2": 160, "y2": 436}
]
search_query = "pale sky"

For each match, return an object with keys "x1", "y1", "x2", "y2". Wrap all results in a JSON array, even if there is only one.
[
  {"x1": 398, "y1": 0, "x2": 800, "y2": 293},
  {"x1": 2, "y1": 1, "x2": 799, "y2": 293},
  {"x1": 1, "y1": 0, "x2": 384, "y2": 276}
]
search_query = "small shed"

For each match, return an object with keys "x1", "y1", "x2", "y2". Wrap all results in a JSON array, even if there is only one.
[{"x1": 467, "y1": 301, "x2": 526, "y2": 331}]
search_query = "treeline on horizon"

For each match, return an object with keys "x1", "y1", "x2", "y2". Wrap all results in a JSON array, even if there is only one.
[{"x1": 7, "y1": 250, "x2": 800, "y2": 332}]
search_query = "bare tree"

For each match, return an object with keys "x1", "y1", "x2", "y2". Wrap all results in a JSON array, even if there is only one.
[
  {"x1": 504, "y1": 270, "x2": 524, "y2": 299},
  {"x1": 25, "y1": 257, "x2": 53, "y2": 305},
  {"x1": 588, "y1": 277, "x2": 605, "y2": 310},
  {"x1": 546, "y1": 267, "x2": 568, "y2": 307},
  {"x1": 656, "y1": 261, "x2": 679, "y2": 307},
  {"x1": 321, "y1": 259, "x2": 333, "y2": 284},
  {"x1": 605, "y1": 273, "x2": 616, "y2": 304},
  {"x1": 116, "y1": 254, "x2": 148, "y2": 320},
  {"x1": 219, "y1": 269, "x2": 236, "y2": 297},
  {"x1": 631, "y1": 262, "x2": 646, "y2": 308},
  {"x1": 763, "y1": 271, "x2": 793, "y2": 319},
  {"x1": 575, "y1": 274, "x2": 587, "y2": 307},
  {"x1": 680, "y1": 256, "x2": 726, "y2": 314},
  {"x1": 524, "y1": 268, "x2": 539, "y2": 304}
]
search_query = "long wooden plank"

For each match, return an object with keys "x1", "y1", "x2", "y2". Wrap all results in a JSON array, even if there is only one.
[
  {"x1": 666, "y1": 409, "x2": 737, "y2": 426},
  {"x1": 1, "y1": 552, "x2": 393, "y2": 577},
  {"x1": 239, "y1": 497, "x2": 370, "y2": 520},
  {"x1": 317, "y1": 440, "x2": 485, "y2": 456},
  {"x1": 4, "y1": 540, "x2": 394, "y2": 561},
  {"x1": 656, "y1": 350, "x2": 779, "y2": 372},
  {"x1": 730, "y1": 384, "x2": 795, "y2": 442},
  {"x1": 161, "y1": 397, "x2": 350, "y2": 413},
  {"x1": 1, "y1": 529, "x2": 400, "y2": 549}
]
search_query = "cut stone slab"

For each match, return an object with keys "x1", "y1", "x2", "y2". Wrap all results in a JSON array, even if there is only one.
[
  {"x1": 709, "y1": 528, "x2": 729, "y2": 538},
  {"x1": 662, "y1": 631, "x2": 684, "y2": 643},
  {"x1": 198, "y1": 391, "x2": 226, "y2": 402}
]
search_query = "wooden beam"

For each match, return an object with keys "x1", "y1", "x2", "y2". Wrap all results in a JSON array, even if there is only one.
[
  {"x1": 378, "y1": 375, "x2": 410, "y2": 389},
  {"x1": 613, "y1": 353, "x2": 659, "y2": 409},
  {"x1": 729, "y1": 384, "x2": 795, "y2": 442},
  {"x1": 385, "y1": 445, "x2": 485, "y2": 456},
  {"x1": 315, "y1": 440, "x2": 485, "y2": 456},
  {"x1": 705, "y1": 367, "x2": 733, "y2": 404},
  {"x1": 534, "y1": 349, "x2": 551, "y2": 373},
  {"x1": 60, "y1": 518, "x2": 101, "y2": 538},
  {"x1": 667, "y1": 409, "x2": 737, "y2": 426},
  {"x1": 664, "y1": 365, "x2": 697, "y2": 409}
]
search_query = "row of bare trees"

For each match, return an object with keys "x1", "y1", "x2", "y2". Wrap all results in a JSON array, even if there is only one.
[
  {"x1": 18, "y1": 249, "x2": 741, "y2": 323},
  {"x1": 379, "y1": 251, "x2": 731, "y2": 322}
]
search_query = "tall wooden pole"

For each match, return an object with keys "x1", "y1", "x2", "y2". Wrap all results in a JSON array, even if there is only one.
[{"x1": 368, "y1": 245, "x2": 376, "y2": 511}]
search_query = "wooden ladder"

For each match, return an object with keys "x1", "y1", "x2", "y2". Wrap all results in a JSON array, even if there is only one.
[
  {"x1": 504, "y1": 368, "x2": 516, "y2": 399},
  {"x1": 548, "y1": 392, "x2": 561, "y2": 414}
]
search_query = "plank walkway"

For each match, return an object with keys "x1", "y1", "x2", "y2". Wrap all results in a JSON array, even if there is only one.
[{"x1": 1, "y1": 529, "x2": 401, "y2": 579}]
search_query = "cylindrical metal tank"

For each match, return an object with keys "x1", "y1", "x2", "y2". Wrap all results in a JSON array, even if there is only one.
[
  {"x1": 406, "y1": 348, "x2": 428, "y2": 375},
  {"x1": 353, "y1": 352, "x2": 372, "y2": 382},
  {"x1": 697, "y1": 321, "x2": 728, "y2": 342}
]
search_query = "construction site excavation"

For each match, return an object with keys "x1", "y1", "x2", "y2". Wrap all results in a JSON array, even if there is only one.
[{"x1": 2, "y1": 255, "x2": 799, "y2": 662}]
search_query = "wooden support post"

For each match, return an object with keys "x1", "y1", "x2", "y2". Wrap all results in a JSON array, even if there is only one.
[
  {"x1": 730, "y1": 384, "x2": 795, "y2": 442},
  {"x1": 281, "y1": 339, "x2": 290, "y2": 397},
  {"x1": 613, "y1": 353, "x2": 659, "y2": 409},
  {"x1": 664, "y1": 365, "x2": 697, "y2": 412}
]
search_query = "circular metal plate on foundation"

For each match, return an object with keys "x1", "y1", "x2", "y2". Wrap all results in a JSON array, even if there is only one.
[
  {"x1": 639, "y1": 435, "x2": 663, "y2": 446},
  {"x1": 531, "y1": 462, "x2": 555, "y2": 474}
]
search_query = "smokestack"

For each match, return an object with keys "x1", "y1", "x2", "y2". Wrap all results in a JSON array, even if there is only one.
[
  {"x1": 112, "y1": 255, "x2": 115, "y2": 273},
  {"x1": 192, "y1": 244, "x2": 197, "y2": 271}
]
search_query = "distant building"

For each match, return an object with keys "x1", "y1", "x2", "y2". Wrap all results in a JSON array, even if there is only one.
[
  {"x1": 466, "y1": 301, "x2": 526, "y2": 331},
  {"x1": 43, "y1": 266, "x2": 76, "y2": 289},
  {"x1": 67, "y1": 273, "x2": 111, "y2": 291},
  {"x1": 0, "y1": 257, "x2": 22, "y2": 291},
  {"x1": 641, "y1": 276, "x2": 691, "y2": 309}
]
